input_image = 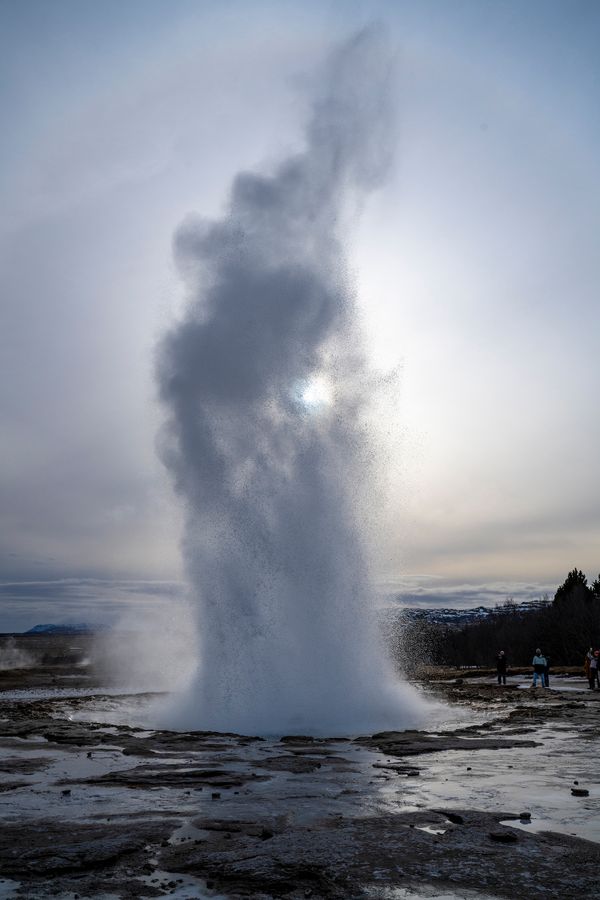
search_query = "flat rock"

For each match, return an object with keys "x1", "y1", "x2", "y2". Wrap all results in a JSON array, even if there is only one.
[
  {"x1": 82, "y1": 762, "x2": 267, "y2": 789},
  {"x1": 357, "y1": 730, "x2": 538, "y2": 757},
  {"x1": 0, "y1": 820, "x2": 173, "y2": 876},
  {"x1": 488, "y1": 830, "x2": 518, "y2": 842}
]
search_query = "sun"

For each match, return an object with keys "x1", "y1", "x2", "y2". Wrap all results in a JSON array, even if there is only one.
[{"x1": 297, "y1": 375, "x2": 333, "y2": 411}]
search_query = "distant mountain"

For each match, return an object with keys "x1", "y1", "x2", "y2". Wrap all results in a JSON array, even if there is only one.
[
  {"x1": 387, "y1": 599, "x2": 549, "y2": 629},
  {"x1": 396, "y1": 606, "x2": 490, "y2": 627},
  {"x1": 25, "y1": 623, "x2": 108, "y2": 635}
]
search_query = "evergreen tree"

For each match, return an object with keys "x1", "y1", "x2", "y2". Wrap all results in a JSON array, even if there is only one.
[{"x1": 553, "y1": 568, "x2": 592, "y2": 605}]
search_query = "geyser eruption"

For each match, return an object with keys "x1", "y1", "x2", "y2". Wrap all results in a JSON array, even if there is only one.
[{"x1": 157, "y1": 28, "x2": 424, "y2": 734}]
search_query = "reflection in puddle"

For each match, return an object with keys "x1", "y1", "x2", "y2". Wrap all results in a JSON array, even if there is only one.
[
  {"x1": 136, "y1": 867, "x2": 227, "y2": 899},
  {"x1": 0, "y1": 878, "x2": 20, "y2": 900},
  {"x1": 168, "y1": 821, "x2": 207, "y2": 844},
  {"x1": 365, "y1": 885, "x2": 502, "y2": 899},
  {"x1": 415, "y1": 824, "x2": 447, "y2": 835}
]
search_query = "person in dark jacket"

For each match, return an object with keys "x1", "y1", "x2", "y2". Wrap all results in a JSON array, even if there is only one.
[
  {"x1": 584, "y1": 648, "x2": 593, "y2": 686},
  {"x1": 544, "y1": 655, "x2": 551, "y2": 687},
  {"x1": 496, "y1": 650, "x2": 507, "y2": 685},
  {"x1": 590, "y1": 651, "x2": 599, "y2": 690}
]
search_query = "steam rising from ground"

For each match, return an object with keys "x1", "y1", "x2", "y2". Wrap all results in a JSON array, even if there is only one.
[
  {"x1": 156, "y1": 28, "x2": 426, "y2": 734},
  {"x1": 0, "y1": 637, "x2": 34, "y2": 671},
  {"x1": 95, "y1": 601, "x2": 197, "y2": 693}
]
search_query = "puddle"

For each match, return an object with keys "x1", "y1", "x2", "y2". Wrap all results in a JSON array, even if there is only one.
[
  {"x1": 168, "y1": 821, "x2": 207, "y2": 844},
  {"x1": 0, "y1": 687, "x2": 129, "y2": 701},
  {"x1": 0, "y1": 879, "x2": 20, "y2": 900},
  {"x1": 365, "y1": 885, "x2": 502, "y2": 899},
  {"x1": 136, "y1": 867, "x2": 229, "y2": 898},
  {"x1": 64, "y1": 695, "x2": 164, "y2": 727},
  {"x1": 380, "y1": 729, "x2": 600, "y2": 843}
]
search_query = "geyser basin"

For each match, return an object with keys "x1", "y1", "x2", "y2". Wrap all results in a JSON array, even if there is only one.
[{"x1": 155, "y1": 28, "x2": 428, "y2": 735}]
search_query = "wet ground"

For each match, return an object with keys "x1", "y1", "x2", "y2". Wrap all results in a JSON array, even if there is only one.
[{"x1": 0, "y1": 642, "x2": 598, "y2": 898}]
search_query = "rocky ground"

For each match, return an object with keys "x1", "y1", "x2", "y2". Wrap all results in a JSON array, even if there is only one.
[{"x1": 0, "y1": 636, "x2": 598, "y2": 899}]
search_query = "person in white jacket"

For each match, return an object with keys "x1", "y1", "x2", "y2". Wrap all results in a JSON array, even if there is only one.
[{"x1": 532, "y1": 649, "x2": 546, "y2": 687}]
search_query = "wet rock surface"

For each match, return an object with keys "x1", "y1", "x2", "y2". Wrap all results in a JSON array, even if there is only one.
[
  {"x1": 357, "y1": 729, "x2": 538, "y2": 757},
  {"x1": 0, "y1": 661, "x2": 598, "y2": 897},
  {"x1": 0, "y1": 820, "x2": 172, "y2": 876},
  {"x1": 160, "y1": 808, "x2": 599, "y2": 899}
]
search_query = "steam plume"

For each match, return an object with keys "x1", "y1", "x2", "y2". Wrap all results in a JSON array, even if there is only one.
[{"x1": 156, "y1": 28, "x2": 424, "y2": 734}]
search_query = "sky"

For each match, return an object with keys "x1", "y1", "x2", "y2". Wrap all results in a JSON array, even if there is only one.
[{"x1": 1, "y1": 0, "x2": 599, "y2": 630}]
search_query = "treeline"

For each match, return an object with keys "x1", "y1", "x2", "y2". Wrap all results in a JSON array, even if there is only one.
[{"x1": 393, "y1": 569, "x2": 600, "y2": 670}]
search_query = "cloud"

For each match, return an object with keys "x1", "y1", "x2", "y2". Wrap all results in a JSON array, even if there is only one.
[
  {"x1": 1, "y1": 1, "x2": 599, "y2": 626},
  {"x1": 379, "y1": 575, "x2": 557, "y2": 610},
  {"x1": 0, "y1": 578, "x2": 184, "y2": 632},
  {"x1": 0, "y1": 4, "x2": 326, "y2": 590}
]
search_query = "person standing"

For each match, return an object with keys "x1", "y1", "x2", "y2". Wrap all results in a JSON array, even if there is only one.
[
  {"x1": 496, "y1": 650, "x2": 507, "y2": 685},
  {"x1": 585, "y1": 648, "x2": 595, "y2": 689},
  {"x1": 532, "y1": 649, "x2": 546, "y2": 687},
  {"x1": 590, "y1": 651, "x2": 599, "y2": 691},
  {"x1": 584, "y1": 648, "x2": 593, "y2": 684},
  {"x1": 544, "y1": 655, "x2": 551, "y2": 688}
]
